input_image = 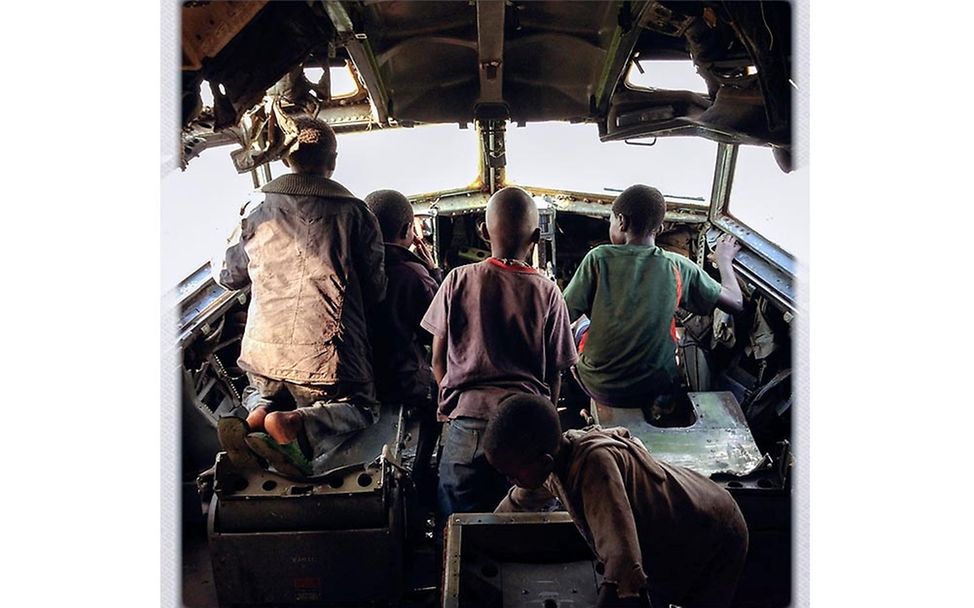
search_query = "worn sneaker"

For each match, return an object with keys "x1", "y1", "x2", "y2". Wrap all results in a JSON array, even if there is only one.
[
  {"x1": 217, "y1": 415, "x2": 260, "y2": 468},
  {"x1": 245, "y1": 432, "x2": 313, "y2": 478}
]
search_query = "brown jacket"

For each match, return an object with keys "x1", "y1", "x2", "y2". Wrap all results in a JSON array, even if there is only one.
[
  {"x1": 497, "y1": 427, "x2": 748, "y2": 604},
  {"x1": 214, "y1": 173, "x2": 386, "y2": 385}
]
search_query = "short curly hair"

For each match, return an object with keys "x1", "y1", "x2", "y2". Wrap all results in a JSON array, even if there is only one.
[
  {"x1": 611, "y1": 184, "x2": 666, "y2": 235},
  {"x1": 285, "y1": 115, "x2": 338, "y2": 172},
  {"x1": 484, "y1": 393, "x2": 562, "y2": 465},
  {"x1": 365, "y1": 189, "x2": 413, "y2": 242}
]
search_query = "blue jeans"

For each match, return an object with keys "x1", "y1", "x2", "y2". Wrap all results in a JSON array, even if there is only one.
[{"x1": 437, "y1": 417, "x2": 512, "y2": 522}]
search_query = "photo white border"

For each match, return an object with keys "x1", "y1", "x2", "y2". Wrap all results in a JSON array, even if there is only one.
[{"x1": 156, "y1": 2, "x2": 812, "y2": 607}]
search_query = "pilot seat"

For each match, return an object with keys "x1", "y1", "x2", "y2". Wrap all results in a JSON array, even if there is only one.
[{"x1": 205, "y1": 402, "x2": 418, "y2": 606}]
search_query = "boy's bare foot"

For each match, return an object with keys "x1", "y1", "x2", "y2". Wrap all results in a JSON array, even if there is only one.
[
  {"x1": 264, "y1": 410, "x2": 304, "y2": 444},
  {"x1": 246, "y1": 405, "x2": 270, "y2": 431}
]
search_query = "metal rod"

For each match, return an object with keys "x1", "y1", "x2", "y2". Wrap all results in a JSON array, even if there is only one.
[{"x1": 477, "y1": 119, "x2": 507, "y2": 194}]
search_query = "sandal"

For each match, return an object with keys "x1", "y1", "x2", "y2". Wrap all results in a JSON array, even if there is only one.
[
  {"x1": 217, "y1": 416, "x2": 260, "y2": 468},
  {"x1": 245, "y1": 432, "x2": 313, "y2": 478}
]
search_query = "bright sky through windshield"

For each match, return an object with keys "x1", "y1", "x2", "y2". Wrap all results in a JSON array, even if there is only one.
[
  {"x1": 162, "y1": 148, "x2": 254, "y2": 289},
  {"x1": 267, "y1": 123, "x2": 478, "y2": 197},
  {"x1": 162, "y1": 124, "x2": 477, "y2": 288},
  {"x1": 506, "y1": 122, "x2": 716, "y2": 202},
  {"x1": 162, "y1": 123, "x2": 806, "y2": 289},
  {"x1": 730, "y1": 146, "x2": 809, "y2": 262}
]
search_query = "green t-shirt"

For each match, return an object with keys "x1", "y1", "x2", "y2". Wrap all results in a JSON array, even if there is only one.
[{"x1": 562, "y1": 244, "x2": 721, "y2": 402}]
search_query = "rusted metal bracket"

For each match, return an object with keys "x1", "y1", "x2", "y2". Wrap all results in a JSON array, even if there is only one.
[
  {"x1": 322, "y1": 1, "x2": 390, "y2": 125},
  {"x1": 708, "y1": 142, "x2": 737, "y2": 224},
  {"x1": 594, "y1": 1, "x2": 652, "y2": 113},
  {"x1": 181, "y1": 98, "x2": 378, "y2": 169},
  {"x1": 476, "y1": 119, "x2": 507, "y2": 194},
  {"x1": 181, "y1": 120, "x2": 242, "y2": 169}
]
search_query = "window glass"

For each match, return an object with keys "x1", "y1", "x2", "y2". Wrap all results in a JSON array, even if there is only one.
[
  {"x1": 728, "y1": 145, "x2": 809, "y2": 260},
  {"x1": 164, "y1": 124, "x2": 478, "y2": 288},
  {"x1": 269, "y1": 123, "x2": 478, "y2": 198},
  {"x1": 625, "y1": 58, "x2": 708, "y2": 94},
  {"x1": 162, "y1": 147, "x2": 256, "y2": 288},
  {"x1": 303, "y1": 62, "x2": 359, "y2": 98},
  {"x1": 505, "y1": 122, "x2": 715, "y2": 204}
]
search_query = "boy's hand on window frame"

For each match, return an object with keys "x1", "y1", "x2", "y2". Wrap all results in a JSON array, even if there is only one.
[{"x1": 714, "y1": 233, "x2": 742, "y2": 266}]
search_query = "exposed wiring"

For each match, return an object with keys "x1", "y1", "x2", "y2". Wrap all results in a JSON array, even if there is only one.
[{"x1": 759, "y1": 1, "x2": 774, "y2": 51}]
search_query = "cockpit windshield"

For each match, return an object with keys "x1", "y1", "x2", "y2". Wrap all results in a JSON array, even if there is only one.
[
  {"x1": 268, "y1": 123, "x2": 479, "y2": 196},
  {"x1": 506, "y1": 122, "x2": 716, "y2": 204},
  {"x1": 162, "y1": 124, "x2": 479, "y2": 288}
]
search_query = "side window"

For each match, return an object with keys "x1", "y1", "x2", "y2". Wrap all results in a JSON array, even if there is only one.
[
  {"x1": 301, "y1": 61, "x2": 360, "y2": 99},
  {"x1": 625, "y1": 57, "x2": 709, "y2": 95},
  {"x1": 728, "y1": 146, "x2": 809, "y2": 261},
  {"x1": 162, "y1": 148, "x2": 256, "y2": 288},
  {"x1": 199, "y1": 62, "x2": 361, "y2": 108}
]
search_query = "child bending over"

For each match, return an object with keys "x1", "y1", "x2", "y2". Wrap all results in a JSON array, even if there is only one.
[{"x1": 486, "y1": 393, "x2": 748, "y2": 608}]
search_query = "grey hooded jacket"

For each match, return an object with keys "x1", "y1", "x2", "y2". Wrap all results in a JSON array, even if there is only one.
[{"x1": 214, "y1": 173, "x2": 387, "y2": 385}]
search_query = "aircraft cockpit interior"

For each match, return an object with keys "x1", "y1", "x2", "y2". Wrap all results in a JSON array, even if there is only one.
[{"x1": 171, "y1": 2, "x2": 803, "y2": 607}]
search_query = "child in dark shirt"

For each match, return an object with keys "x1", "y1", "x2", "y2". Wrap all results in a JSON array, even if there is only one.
[
  {"x1": 365, "y1": 189, "x2": 442, "y2": 480},
  {"x1": 485, "y1": 393, "x2": 748, "y2": 608},
  {"x1": 420, "y1": 186, "x2": 577, "y2": 519},
  {"x1": 365, "y1": 189, "x2": 441, "y2": 406},
  {"x1": 562, "y1": 184, "x2": 744, "y2": 409}
]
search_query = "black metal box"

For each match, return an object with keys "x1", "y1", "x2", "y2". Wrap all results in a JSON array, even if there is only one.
[{"x1": 442, "y1": 512, "x2": 602, "y2": 608}]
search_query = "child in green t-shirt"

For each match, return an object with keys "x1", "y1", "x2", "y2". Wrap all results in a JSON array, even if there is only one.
[{"x1": 562, "y1": 184, "x2": 744, "y2": 408}]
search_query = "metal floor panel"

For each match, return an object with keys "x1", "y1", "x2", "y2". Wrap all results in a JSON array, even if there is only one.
[
  {"x1": 592, "y1": 391, "x2": 764, "y2": 477},
  {"x1": 499, "y1": 561, "x2": 600, "y2": 608}
]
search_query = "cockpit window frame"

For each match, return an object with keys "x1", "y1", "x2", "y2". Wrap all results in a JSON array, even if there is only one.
[{"x1": 709, "y1": 143, "x2": 797, "y2": 313}]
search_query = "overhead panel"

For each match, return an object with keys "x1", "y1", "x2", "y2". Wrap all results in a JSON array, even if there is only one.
[
  {"x1": 359, "y1": 0, "x2": 478, "y2": 124},
  {"x1": 181, "y1": 1, "x2": 269, "y2": 71},
  {"x1": 178, "y1": 2, "x2": 794, "y2": 149}
]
